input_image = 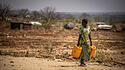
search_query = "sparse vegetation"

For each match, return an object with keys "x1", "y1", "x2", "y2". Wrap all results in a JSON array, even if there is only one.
[
  {"x1": 0, "y1": 2, "x2": 125, "y2": 70},
  {"x1": 0, "y1": 3, "x2": 11, "y2": 21},
  {"x1": 40, "y1": 6, "x2": 57, "y2": 23},
  {"x1": 95, "y1": 49, "x2": 110, "y2": 62},
  {"x1": 44, "y1": 42, "x2": 53, "y2": 53}
]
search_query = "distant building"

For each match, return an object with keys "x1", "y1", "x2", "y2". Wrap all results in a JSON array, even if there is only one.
[
  {"x1": 10, "y1": 22, "x2": 32, "y2": 30},
  {"x1": 29, "y1": 21, "x2": 42, "y2": 25},
  {"x1": 96, "y1": 22, "x2": 112, "y2": 30},
  {"x1": 96, "y1": 22, "x2": 105, "y2": 25},
  {"x1": 17, "y1": 18, "x2": 23, "y2": 22}
]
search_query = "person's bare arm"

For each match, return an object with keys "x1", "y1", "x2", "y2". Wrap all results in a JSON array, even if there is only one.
[
  {"x1": 77, "y1": 34, "x2": 81, "y2": 46},
  {"x1": 89, "y1": 34, "x2": 92, "y2": 46}
]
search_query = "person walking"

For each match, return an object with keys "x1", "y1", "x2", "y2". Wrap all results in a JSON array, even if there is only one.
[{"x1": 77, "y1": 19, "x2": 92, "y2": 67}]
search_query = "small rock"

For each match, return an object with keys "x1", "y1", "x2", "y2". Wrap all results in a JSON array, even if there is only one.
[
  {"x1": 10, "y1": 61, "x2": 14, "y2": 63},
  {"x1": 11, "y1": 65, "x2": 14, "y2": 66},
  {"x1": 64, "y1": 22, "x2": 74, "y2": 29},
  {"x1": 121, "y1": 52, "x2": 124, "y2": 54},
  {"x1": 4, "y1": 64, "x2": 6, "y2": 66},
  {"x1": 113, "y1": 63, "x2": 117, "y2": 66},
  {"x1": 104, "y1": 64, "x2": 108, "y2": 66},
  {"x1": 110, "y1": 58, "x2": 113, "y2": 60}
]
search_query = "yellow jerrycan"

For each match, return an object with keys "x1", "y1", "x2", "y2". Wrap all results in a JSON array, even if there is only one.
[
  {"x1": 90, "y1": 45, "x2": 96, "y2": 57},
  {"x1": 72, "y1": 45, "x2": 82, "y2": 58},
  {"x1": 72, "y1": 45, "x2": 96, "y2": 58}
]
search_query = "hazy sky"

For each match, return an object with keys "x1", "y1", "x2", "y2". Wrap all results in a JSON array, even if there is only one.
[{"x1": 1, "y1": 0, "x2": 125, "y2": 12}]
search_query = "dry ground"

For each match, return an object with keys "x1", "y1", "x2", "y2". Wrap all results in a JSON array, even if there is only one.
[
  {"x1": 0, "y1": 22, "x2": 125, "y2": 70},
  {"x1": 0, "y1": 55, "x2": 125, "y2": 70}
]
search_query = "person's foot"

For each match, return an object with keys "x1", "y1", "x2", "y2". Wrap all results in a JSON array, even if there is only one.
[{"x1": 79, "y1": 63, "x2": 87, "y2": 67}]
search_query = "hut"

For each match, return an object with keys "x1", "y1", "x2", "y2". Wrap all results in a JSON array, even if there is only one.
[{"x1": 10, "y1": 22, "x2": 32, "y2": 30}]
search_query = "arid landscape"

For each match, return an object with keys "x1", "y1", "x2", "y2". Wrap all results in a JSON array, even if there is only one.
[
  {"x1": 0, "y1": 21, "x2": 125, "y2": 70},
  {"x1": 0, "y1": 0, "x2": 125, "y2": 70}
]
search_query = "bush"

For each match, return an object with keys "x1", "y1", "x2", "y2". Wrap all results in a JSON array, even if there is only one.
[
  {"x1": 121, "y1": 24, "x2": 125, "y2": 31},
  {"x1": 41, "y1": 19, "x2": 56, "y2": 29},
  {"x1": 44, "y1": 42, "x2": 53, "y2": 53},
  {"x1": 42, "y1": 23, "x2": 52, "y2": 29},
  {"x1": 95, "y1": 49, "x2": 110, "y2": 62}
]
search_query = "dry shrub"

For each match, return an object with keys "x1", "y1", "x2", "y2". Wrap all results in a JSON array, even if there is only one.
[
  {"x1": 121, "y1": 24, "x2": 125, "y2": 31},
  {"x1": 44, "y1": 42, "x2": 53, "y2": 53},
  {"x1": 95, "y1": 49, "x2": 111, "y2": 62},
  {"x1": 112, "y1": 23, "x2": 125, "y2": 32},
  {"x1": 88, "y1": 21, "x2": 97, "y2": 30},
  {"x1": 112, "y1": 24, "x2": 122, "y2": 32}
]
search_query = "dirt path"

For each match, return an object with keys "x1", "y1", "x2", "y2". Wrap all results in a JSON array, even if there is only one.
[{"x1": 0, "y1": 56, "x2": 124, "y2": 70}]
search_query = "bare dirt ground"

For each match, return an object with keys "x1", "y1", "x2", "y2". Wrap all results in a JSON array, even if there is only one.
[
  {"x1": 0, "y1": 22, "x2": 125, "y2": 70},
  {"x1": 0, "y1": 55, "x2": 125, "y2": 70}
]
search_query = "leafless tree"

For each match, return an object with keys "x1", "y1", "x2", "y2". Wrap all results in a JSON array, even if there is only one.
[
  {"x1": 31, "y1": 10, "x2": 40, "y2": 19},
  {"x1": 19, "y1": 8, "x2": 29, "y2": 18},
  {"x1": 0, "y1": 3, "x2": 11, "y2": 20},
  {"x1": 40, "y1": 6, "x2": 56, "y2": 23}
]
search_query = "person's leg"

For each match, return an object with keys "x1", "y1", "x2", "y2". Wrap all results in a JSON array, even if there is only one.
[
  {"x1": 79, "y1": 45, "x2": 87, "y2": 66},
  {"x1": 80, "y1": 59, "x2": 87, "y2": 66},
  {"x1": 80, "y1": 45, "x2": 84, "y2": 64},
  {"x1": 80, "y1": 59, "x2": 84, "y2": 64},
  {"x1": 84, "y1": 44, "x2": 91, "y2": 61}
]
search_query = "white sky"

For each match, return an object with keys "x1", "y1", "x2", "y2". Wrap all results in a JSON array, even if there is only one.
[{"x1": 1, "y1": 0, "x2": 125, "y2": 12}]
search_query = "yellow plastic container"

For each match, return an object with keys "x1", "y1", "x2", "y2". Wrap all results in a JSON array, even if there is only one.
[
  {"x1": 72, "y1": 45, "x2": 96, "y2": 58},
  {"x1": 90, "y1": 45, "x2": 96, "y2": 57},
  {"x1": 72, "y1": 45, "x2": 82, "y2": 58}
]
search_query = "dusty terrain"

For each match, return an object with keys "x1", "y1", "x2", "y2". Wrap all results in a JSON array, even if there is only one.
[
  {"x1": 0, "y1": 55, "x2": 125, "y2": 70},
  {"x1": 0, "y1": 22, "x2": 125, "y2": 70}
]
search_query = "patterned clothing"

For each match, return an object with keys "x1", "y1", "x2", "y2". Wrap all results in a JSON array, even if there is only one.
[{"x1": 79, "y1": 26, "x2": 91, "y2": 61}]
